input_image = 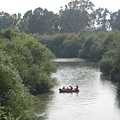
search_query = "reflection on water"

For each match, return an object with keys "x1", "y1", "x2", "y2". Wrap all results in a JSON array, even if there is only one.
[
  {"x1": 34, "y1": 92, "x2": 54, "y2": 119},
  {"x1": 116, "y1": 85, "x2": 120, "y2": 108},
  {"x1": 34, "y1": 58, "x2": 120, "y2": 120}
]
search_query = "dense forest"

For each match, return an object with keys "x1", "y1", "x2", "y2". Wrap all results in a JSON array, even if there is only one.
[
  {"x1": 0, "y1": 0, "x2": 120, "y2": 119},
  {"x1": 0, "y1": 29, "x2": 57, "y2": 119}
]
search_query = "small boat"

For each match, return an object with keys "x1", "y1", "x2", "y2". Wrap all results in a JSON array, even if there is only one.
[{"x1": 59, "y1": 88, "x2": 79, "y2": 93}]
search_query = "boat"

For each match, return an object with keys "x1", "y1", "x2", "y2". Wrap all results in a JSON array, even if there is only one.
[{"x1": 59, "y1": 88, "x2": 79, "y2": 93}]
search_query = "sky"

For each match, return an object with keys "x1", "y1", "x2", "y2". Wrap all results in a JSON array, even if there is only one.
[{"x1": 0, "y1": 0, "x2": 120, "y2": 15}]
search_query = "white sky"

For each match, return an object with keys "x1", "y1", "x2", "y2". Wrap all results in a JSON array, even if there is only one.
[{"x1": 0, "y1": 0, "x2": 120, "y2": 15}]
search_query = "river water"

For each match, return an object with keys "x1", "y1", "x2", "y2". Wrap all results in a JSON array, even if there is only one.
[{"x1": 34, "y1": 58, "x2": 120, "y2": 120}]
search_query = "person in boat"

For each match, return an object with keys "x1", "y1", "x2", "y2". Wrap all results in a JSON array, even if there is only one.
[
  {"x1": 74, "y1": 85, "x2": 78, "y2": 90},
  {"x1": 70, "y1": 85, "x2": 73, "y2": 90},
  {"x1": 67, "y1": 87, "x2": 69, "y2": 89},
  {"x1": 62, "y1": 86, "x2": 65, "y2": 89}
]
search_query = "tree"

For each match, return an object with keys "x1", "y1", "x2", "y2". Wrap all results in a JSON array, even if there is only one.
[
  {"x1": 92, "y1": 8, "x2": 110, "y2": 32},
  {"x1": 79, "y1": 35, "x2": 94, "y2": 59},
  {"x1": 110, "y1": 10, "x2": 120, "y2": 30},
  {"x1": 59, "y1": 0, "x2": 94, "y2": 33},
  {"x1": 0, "y1": 51, "x2": 35, "y2": 120},
  {"x1": 24, "y1": 7, "x2": 59, "y2": 34},
  {"x1": 6, "y1": 13, "x2": 21, "y2": 28},
  {"x1": 61, "y1": 34, "x2": 81, "y2": 57},
  {"x1": 0, "y1": 28, "x2": 58, "y2": 118},
  {"x1": 0, "y1": 28, "x2": 57, "y2": 94},
  {"x1": 100, "y1": 30, "x2": 120, "y2": 80},
  {"x1": 0, "y1": 11, "x2": 10, "y2": 30}
]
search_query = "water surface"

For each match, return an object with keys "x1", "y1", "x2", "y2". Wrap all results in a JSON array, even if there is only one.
[{"x1": 34, "y1": 58, "x2": 120, "y2": 120}]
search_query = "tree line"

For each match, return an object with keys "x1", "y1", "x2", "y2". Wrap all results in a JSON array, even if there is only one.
[
  {"x1": 37, "y1": 29, "x2": 120, "y2": 83},
  {"x1": 0, "y1": 28, "x2": 57, "y2": 119},
  {"x1": 0, "y1": 0, "x2": 120, "y2": 34}
]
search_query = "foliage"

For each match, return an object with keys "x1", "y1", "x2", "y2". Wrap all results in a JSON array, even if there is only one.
[
  {"x1": 110, "y1": 10, "x2": 120, "y2": 31},
  {"x1": 99, "y1": 30, "x2": 120, "y2": 82},
  {"x1": 1, "y1": 0, "x2": 120, "y2": 34},
  {"x1": 0, "y1": 28, "x2": 57, "y2": 93},
  {"x1": 37, "y1": 29, "x2": 120, "y2": 83},
  {"x1": 39, "y1": 29, "x2": 102, "y2": 59},
  {"x1": 92, "y1": 8, "x2": 111, "y2": 32},
  {"x1": 59, "y1": 0, "x2": 94, "y2": 33},
  {"x1": 0, "y1": 51, "x2": 36, "y2": 120},
  {"x1": 61, "y1": 33, "x2": 81, "y2": 57},
  {"x1": 0, "y1": 0, "x2": 119, "y2": 35},
  {"x1": 0, "y1": 28, "x2": 57, "y2": 119},
  {"x1": 39, "y1": 34, "x2": 67, "y2": 57},
  {"x1": 23, "y1": 7, "x2": 59, "y2": 34},
  {"x1": 1, "y1": 0, "x2": 120, "y2": 115}
]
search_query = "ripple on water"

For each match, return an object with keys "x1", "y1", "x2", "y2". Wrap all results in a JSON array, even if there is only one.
[{"x1": 36, "y1": 58, "x2": 120, "y2": 120}]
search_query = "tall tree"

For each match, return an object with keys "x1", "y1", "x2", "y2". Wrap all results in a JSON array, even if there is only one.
[
  {"x1": 110, "y1": 10, "x2": 120, "y2": 30},
  {"x1": 92, "y1": 8, "x2": 110, "y2": 32},
  {"x1": 6, "y1": 13, "x2": 21, "y2": 28},
  {"x1": 59, "y1": 0, "x2": 94, "y2": 33},
  {"x1": 0, "y1": 11, "x2": 10, "y2": 30},
  {"x1": 23, "y1": 8, "x2": 59, "y2": 34},
  {"x1": 0, "y1": 51, "x2": 34, "y2": 120}
]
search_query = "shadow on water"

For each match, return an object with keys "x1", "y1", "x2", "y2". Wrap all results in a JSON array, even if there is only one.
[
  {"x1": 115, "y1": 84, "x2": 120, "y2": 108},
  {"x1": 100, "y1": 77, "x2": 120, "y2": 119},
  {"x1": 100, "y1": 74, "x2": 120, "y2": 109},
  {"x1": 33, "y1": 91, "x2": 54, "y2": 120}
]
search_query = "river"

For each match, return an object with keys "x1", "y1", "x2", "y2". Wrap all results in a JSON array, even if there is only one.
[{"x1": 34, "y1": 58, "x2": 120, "y2": 120}]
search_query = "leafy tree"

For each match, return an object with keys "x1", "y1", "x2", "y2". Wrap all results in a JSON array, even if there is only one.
[
  {"x1": 0, "y1": 28, "x2": 58, "y2": 119},
  {"x1": 1, "y1": 28, "x2": 57, "y2": 94},
  {"x1": 79, "y1": 35, "x2": 94, "y2": 59},
  {"x1": 0, "y1": 11, "x2": 10, "y2": 30},
  {"x1": 24, "y1": 7, "x2": 59, "y2": 34},
  {"x1": 61, "y1": 33, "x2": 81, "y2": 57},
  {"x1": 0, "y1": 27, "x2": 20, "y2": 40},
  {"x1": 39, "y1": 34, "x2": 67, "y2": 57},
  {"x1": 110, "y1": 49, "x2": 120, "y2": 82},
  {"x1": 100, "y1": 30, "x2": 120, "y2": 81},
  {"x1": 67, "y1": 0, "x2": 94, "y2": 12},
  {"x1": 59, "y1": 0, "x2": 94, "y2": 33},
  {"x1": 23, "y1": 39, "x2": 57, "y2": 94},
  {"x1": 18, "y1": 18, "x2": 29, "y2": 32},
  {"x1": 110, "y1": 10, "x2": 120, "y2": 30},
  {"x1": 88, "y1": 38, "x2": 102, "y2": 60},
  {"x1": 0, "y1": 51, "x2": 35, "y2": 120},
  {"x1": 100, "y1": 55, "x2": 115, "y2": 76},
  {"x1": 92, "y1": 8, "x2": 110, "y2": 32},
  {"x1": 8, "y1": 14, "x2": 29, "y2": 33}
]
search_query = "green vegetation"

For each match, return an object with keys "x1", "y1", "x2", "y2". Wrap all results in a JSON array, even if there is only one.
[
  {"x1": 0, "y1": 28, "x2": 57, "y2": 119},
  {"x1": 37, "y1": 29, "x2": 120, "y2": 83},
  {"x1": 99, "y1": 31, "x2": 120, "y2": 82},
  {"x1": 0, "y1": 0, "x2": 120, "y2": 34},
  {"x1": 1, "y1": 0, "x2": 120, "y2": 119}
]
